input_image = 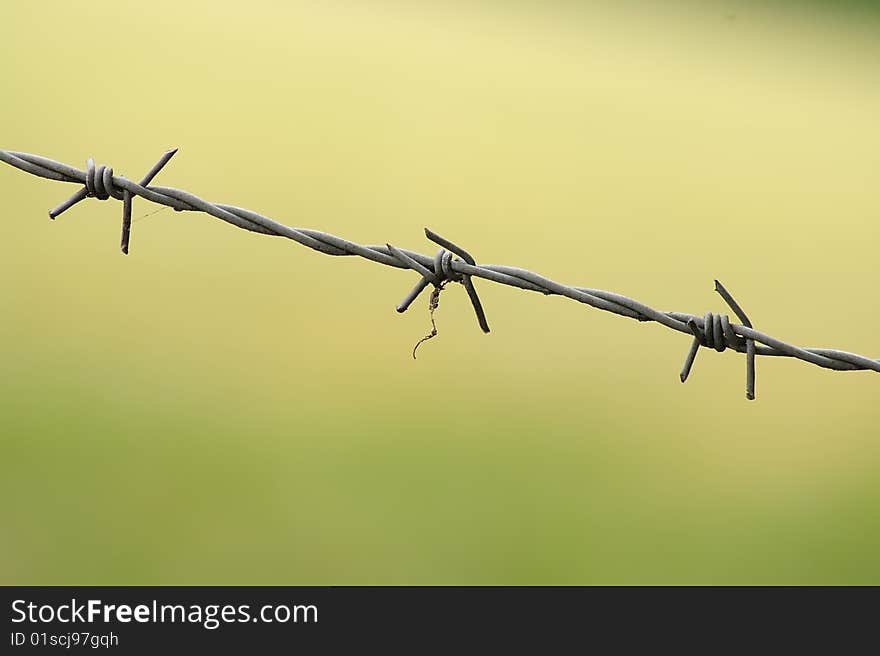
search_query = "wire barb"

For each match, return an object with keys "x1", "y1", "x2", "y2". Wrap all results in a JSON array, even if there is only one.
[
  {"x1": 680, "y1": 281, "x2": 757, "y2": 399},
  {"x1": 1, "y1": 147, "x2": 878, "y2": 400},
  {"x1": 47, "y1": 149, "x2": 178, "y2": 255},
  {"x1": 715, "y1": 280, "x2": 756, "y2": 400},
  {"x1": 389, "y1": 229, "x2": 490, "y2": 336}
]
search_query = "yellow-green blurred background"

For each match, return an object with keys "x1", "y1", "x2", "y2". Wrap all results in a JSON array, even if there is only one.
[{"x1": 1, "y1": 0, "x2": 878, "y2": 584}]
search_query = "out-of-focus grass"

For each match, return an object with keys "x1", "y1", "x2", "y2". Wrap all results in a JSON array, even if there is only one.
[
  {"x1": 3, "y1": 361, "x2": 879, "y2": 584},
  {"x1": 1, "y1": 0, "x2": 878, "y2": 584}
]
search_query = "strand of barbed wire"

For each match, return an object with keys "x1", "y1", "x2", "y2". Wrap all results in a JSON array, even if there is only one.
[{"x1": 1, "y1": 148, "x2": 878, "y2": 400}]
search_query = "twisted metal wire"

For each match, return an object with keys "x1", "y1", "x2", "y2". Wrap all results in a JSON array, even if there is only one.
[{"x1": 1, "y1": 147, "x2": 878, "y2": 400}]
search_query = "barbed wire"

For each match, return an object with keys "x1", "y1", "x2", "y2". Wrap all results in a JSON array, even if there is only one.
[{"x1": 1, "y1": 147, "x2": 877, "y2": 400}]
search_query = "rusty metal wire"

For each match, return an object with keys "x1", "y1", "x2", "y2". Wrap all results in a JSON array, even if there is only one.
[{"x1": 2, "y1": 147, "x2": 878, "y2": 400}]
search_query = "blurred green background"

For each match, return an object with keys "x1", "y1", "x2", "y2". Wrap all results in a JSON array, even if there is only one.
[{"x1": 1, "y1": 0, "x2": 878, "y2": 584}]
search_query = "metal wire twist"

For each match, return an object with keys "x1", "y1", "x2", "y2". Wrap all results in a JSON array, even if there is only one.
[{"x1": 2, "y1": 147, "x2": 878, "y2": 400}]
